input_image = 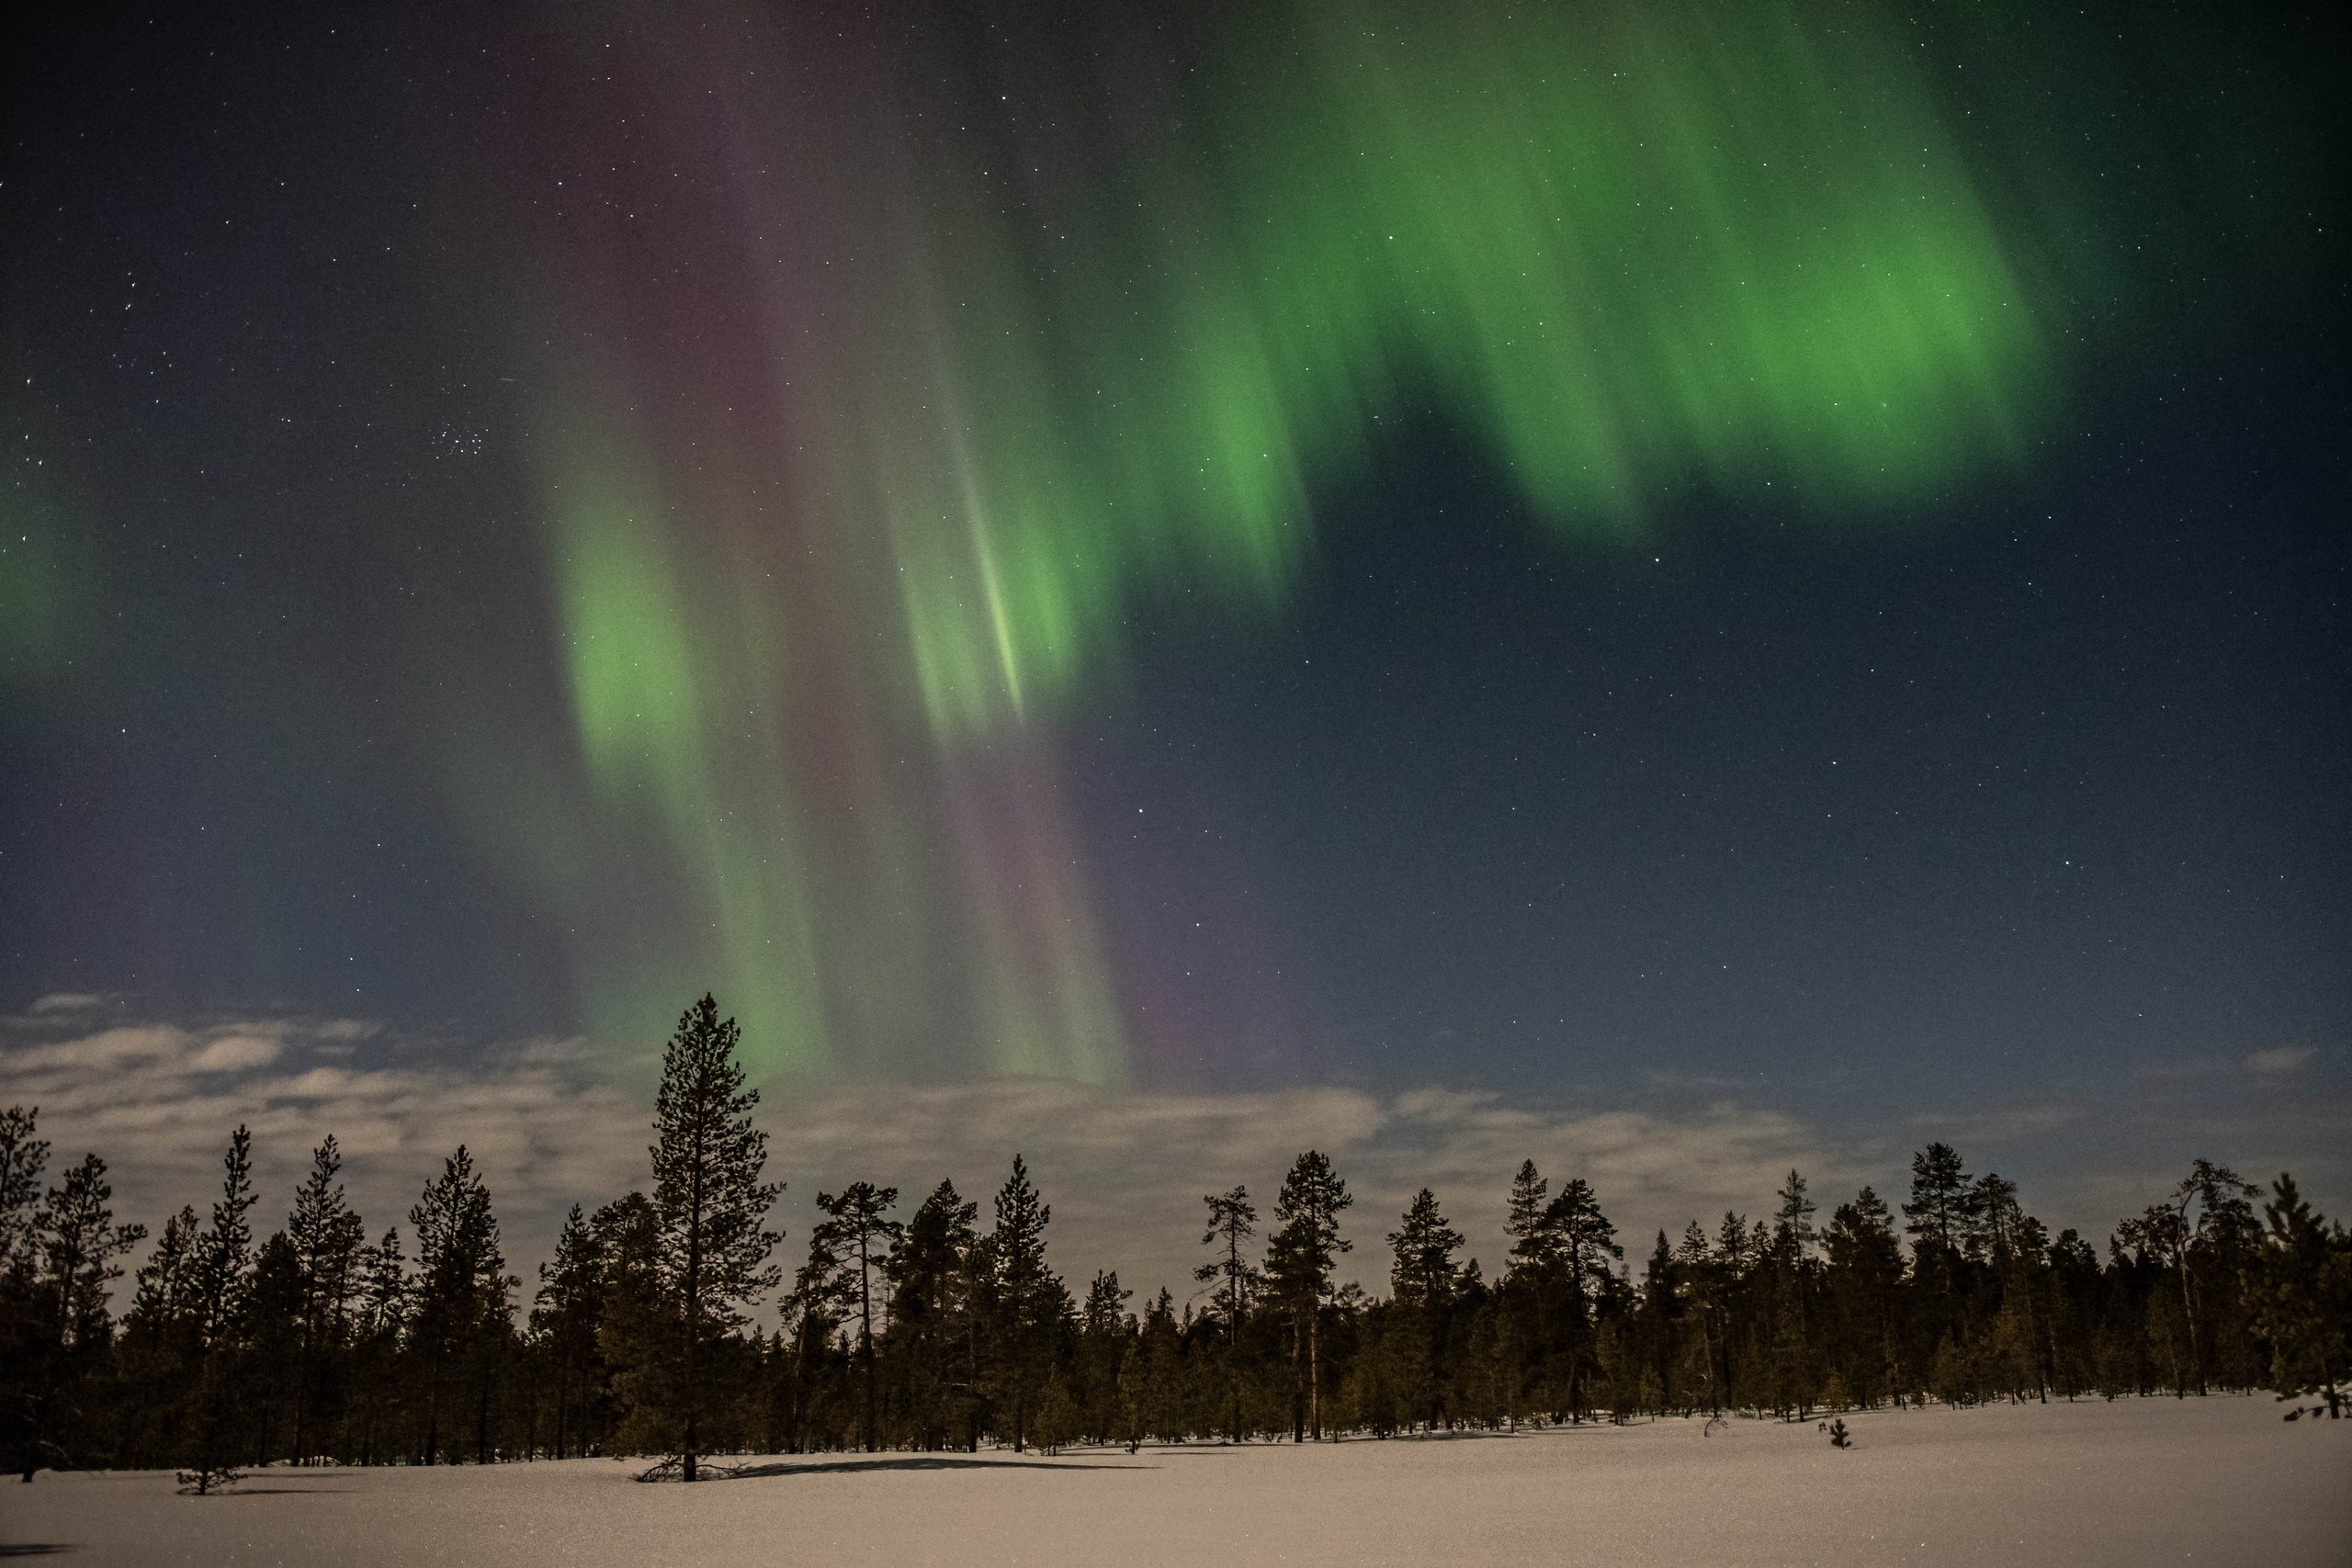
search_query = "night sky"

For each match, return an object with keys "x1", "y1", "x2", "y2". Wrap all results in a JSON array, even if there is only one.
[{"x1": 3, "y1": 2, "x2": 2344, "y2": 1232}]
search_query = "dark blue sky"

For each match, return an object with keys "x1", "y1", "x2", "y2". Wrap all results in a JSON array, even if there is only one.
[{"x1": 2, "y1": 3, "x2": 2344, "y2": 1214}]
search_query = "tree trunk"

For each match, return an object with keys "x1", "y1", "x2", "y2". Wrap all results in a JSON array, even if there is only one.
[
  {"x1": 1308, "y1": 1302, "x2": 1321, "y2": 1440},
  {"x1": 1290, "y1": 1309, "x2": 1305, "y2": 1442},
  {"x1": 290, "y1": 1339, "x2": 309, "y2": 1467},
  {"x1": 2175, "y1": 1245, "x2": 2202, "y2": 1395},
  {"x1": 424, "y1": 1353, "x2": 442, "y2": 1466}
]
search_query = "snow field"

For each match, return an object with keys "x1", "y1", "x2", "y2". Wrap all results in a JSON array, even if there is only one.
[{"x1": 5, "y1": 1394, "x2": 2343, "y2": 1566}]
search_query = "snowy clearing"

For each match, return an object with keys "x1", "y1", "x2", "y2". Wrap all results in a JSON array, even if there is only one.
[{"x1": 6, "y1": 1395, "x2": 2343, "y2": 1566}]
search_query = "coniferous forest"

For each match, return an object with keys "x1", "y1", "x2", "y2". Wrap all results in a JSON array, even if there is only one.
[{"x1": 3, "y1": 998, "x2": 2346, "y2": 1483}]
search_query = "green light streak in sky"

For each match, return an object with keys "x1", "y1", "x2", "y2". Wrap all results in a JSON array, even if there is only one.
[
  {"x1": 0, "y1": 397, "x2": 95, "y2": 696},
  {"x1": 511, "y1": 0, "x2": 2065, "y2": 1081},
  {"x1": 545, "y1": 416, "x2": 827, "y2": 1066},
  {"x1": 883, "y1": 0, "x2": 2048, "y2": 734}
]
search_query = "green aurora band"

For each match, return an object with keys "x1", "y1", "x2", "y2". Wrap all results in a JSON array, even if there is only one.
[{"x1": 493, "y1": 0, "x2": 2073, "y2": 1080}]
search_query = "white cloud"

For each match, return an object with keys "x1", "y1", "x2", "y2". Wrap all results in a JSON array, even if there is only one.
[
  {"x1": 2246, "y1": 1045, "x2": 2316, "y2": 1078},
  {"x1": 5, "y1": 1006, "x2": 2343, "y2": 1317},
  {"x1": 0, "y1": 1009, "x2": 1843, "y2": 1307},
  {"x1": 26, "y1": 993, "x2": 107, "y2": 1016},
  {"x1": 187, "y1": 1033, "x2": 284, "y2": 1073}
]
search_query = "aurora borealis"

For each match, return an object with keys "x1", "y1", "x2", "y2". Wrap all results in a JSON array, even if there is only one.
[
  {"x1": 472, "y1": 0, "x2": 2055, "y2": 1077},
  {"x1": 3, "y1": 0, "x2": 2343, "y2": 1138}
]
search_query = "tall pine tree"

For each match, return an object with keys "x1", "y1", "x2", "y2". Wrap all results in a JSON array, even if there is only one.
[
  {"x1": 639, "y1": 995, "x2": 781, "y2": 1480},
  {"x1": 182, "y1": 1126, "x2": 257, "y2": 1493},
  {"x1": 407, "y1": 1145, "x2": 511, "y2": 1465},
  {"x1": 1269, "y1": 1150, "x2": 1351, "y2": 1440},
  {"x1": 986, "y1": 1156, "x2": 1058, "y2": 1451},
  {"x1": 1195, "y1": 1186, "x2": 1260, "y2": 1442},
  {"x1": 285, "y1": 1136, "x2": 366, "y2": 1464}
]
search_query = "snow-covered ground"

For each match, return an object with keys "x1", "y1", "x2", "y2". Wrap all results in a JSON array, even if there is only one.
[{"x1": 7, "y1": 1396, "x2": 2344, "y2": 1566}]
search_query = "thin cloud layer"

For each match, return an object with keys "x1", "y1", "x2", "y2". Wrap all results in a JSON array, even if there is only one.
[
  {"x1": 0, "y1": 1002, "x2": 1835, "y2": 1303},
  {"x1": 3, "y1": 1000, "x2": 2344, "y2": 1312},
  {"x1": 2246, "y1": 1045, "x2": 2317, "y2": 1078}
]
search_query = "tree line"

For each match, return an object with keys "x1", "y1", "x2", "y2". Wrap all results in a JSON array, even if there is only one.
[{"x1": 3, "y1": 995, "x2": 2346, "y2": 1483}]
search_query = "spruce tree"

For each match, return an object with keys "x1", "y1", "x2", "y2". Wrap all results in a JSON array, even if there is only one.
[
  {"x1": 1388, "y1": 1189, "x2": 1464, "y2": 1310},
  {"x1": 1673, "y1": 1220, "x2": 1721, "y2": 1413},
  {"x1": 117, "y1": 1205, "x2": 201, "y2": 1467},
  {"x1": 987, "y1": 1155, "x2": 1057, "y2": 1450},
  {"x1": 884, "y1": 1179, "x2": 978, "y2": 1450},
  {"x1": 1132, "y1": 1288, "x2": 1184, "y2": 1441},
  {"x1": 1504, "y1": 1160, "x2": 1556, "y2": 1274},
  {"x1": 348, "y1": 1226, "x2": 408, "y2": 1465},
  {"x1": 243, "y1": 1232, "x2": 307, "y2": 1461},
  {"x1": 1076, "y1": 1270, "x2": 1134, "y2": 1442},
  {"x1": 182, "y1": 1125, "x2": 257, "y2": 1494},
  {"x1": 14, "y1": 1153, "x2": 142, "y2": 1478},
  {"x1": 408, "y1": 1146, "x2": 512, "y2": 1465},
  {"x1": 285, "y1": 1136, "x2": 366, "y2": 1464},
  {"x1": 1634, "y1": 1231, "x2": 1679, "y2": 1416},
  {"x1": 1386, "y1": 1189, "x2": 1464, "y2": 1429},
  {"x1": 1270, "y1": 1150, "x2": 1351, "y2": 1440},
  {"x1": 1824, "y1": 1188, "x2": 1905, "y2": 1406},
  {"x1": 531, "y1": 1204, "x2": 609, "y2": 1460},
  {"x1": 638, "y1": 996, "x2": 782, "y2": 1479}
]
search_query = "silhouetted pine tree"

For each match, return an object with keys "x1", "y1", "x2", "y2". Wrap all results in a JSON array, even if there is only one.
[
  {"x1": 1076, "y1": 1270, "x2": 1134, "y2": 1442},
  {"x1": 882, "y1": 1179, "x2": 978, "y2": 1450},
  {"x1": 1546, "y1": 1178, "x2": 1621, "y2": 1421},
  {"x1": 812, "y1": 1181, "x2": 900, "y2": 1451},
  {"x1": 284, "y1": 1136, "x2": 365, "y2": 1464},
  {"x1": 183, "y1": 1125, "x2": 257, "y2": 1493},
  {"x1": 2245, "y1": 1174, "x2": 2351, "y2": 1416},
  {"x1": 0, "y1": 1110, "x2": 42, "y2": 1265},
  {"x1": 243, "y1": 1231, "x2": 306, "y2": 1461},
  {"x1": 115, "y1": 1204, "x2": 200, "y2": 1466},
  {"x1": 1765, "y1": 1170, "x2": 1821, "y2": 1416},
  {"x1": 1823, "y1": 1187, "x2": 1904, "y2": 1407},
  {"x1": 1386, "y1": 1188, "x2": 1464, "y2": 1429},
  {"x1": 7, "y1": 1146, "x2": 141, "y2": 1478},
  {"x1": 777, "y1": 1200, "x2": 849, "y2": 1453},
  {"x1": 13, "y1": 1073, "x2": 2352, "y2": 1460},
  {"x1": 2165, "y1": 1160, "x2": 2260, "y2": 1394},
  {"x1": 1671, "y1": 1220, "x2": 1721, "y2": 1413},
  {"x1": 985, "y1": 1155, "x2": 1059, "y2": 1451},
  {"x1": 1194, "y1": 1186, "x2": 1260, "y2": 1442},
  {"x1": 1970, "y1": 1173, "x2": 2049, "y2": 1401},
  {"x1": 406, "y1": 1146, "x2": 513, "y2": 1464},
  {"x1": 1496, "y1": 1160, "x2": 1562, "y2": 1423},
  {"x1": 530, "y1": 1204, "x2": 608, "y2": 1460},
  {"x1": 633, "y1": 995, "x2": 782, "y2": 1480},
  {"x1": 346, "y1": 1225, "x2": 407, "y2": 1464},
  {"x1": 1628, "y1": 1231, "x2": 1679, "y2": 1415},
  {"x1": 1904, "y1": 1143, "x2": 1976, "y2": 1367},
  {"x1": 0, "y1": 1106, "x2": 52, "y2": 1479},
  {"x1": 1269, "y1": 1150, "x2": 1351, "y2": 1440}
]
